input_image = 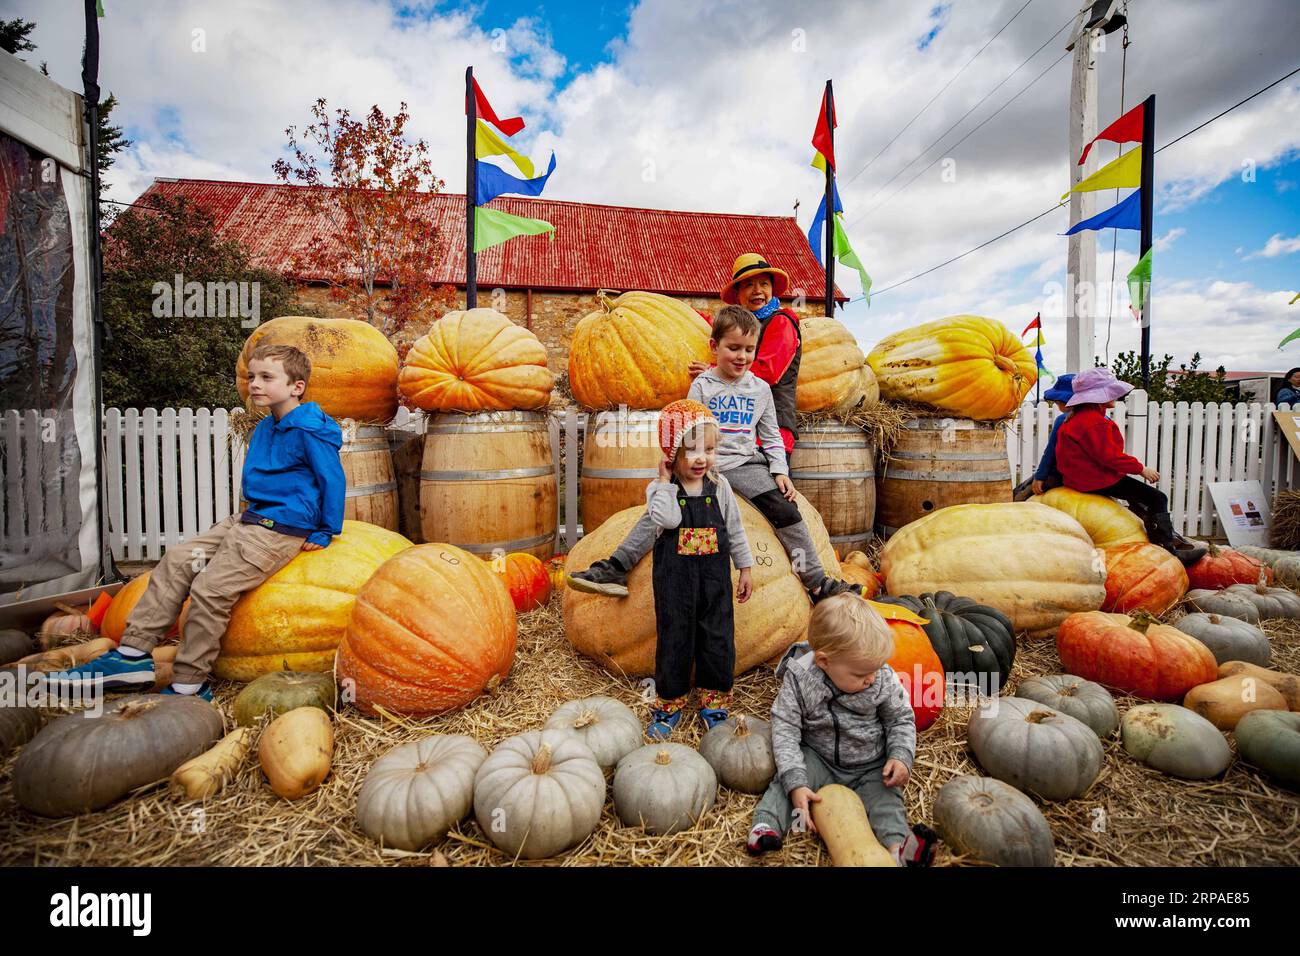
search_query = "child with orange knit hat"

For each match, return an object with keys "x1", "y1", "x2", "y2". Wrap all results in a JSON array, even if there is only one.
[{"x1": 640, "y1": 399, "x2": 754, "y2": 739}]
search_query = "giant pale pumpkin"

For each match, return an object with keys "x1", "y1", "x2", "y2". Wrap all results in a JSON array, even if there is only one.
[
  {"x1": 1029, "y1": 486, "x2": 1147, "y2": 549},
  {"x1": 563, "y1": 494, "x2": 841, "y2": 676},
  {"x1": 100, "y1": 572, "x2": 188, "y2": 644},
  {"x1": 795, "y1": 316, "x2": 879, "y2": 414},
  {"x1": 214, "y1": 521, "x2": 413, "y2": 681},
  {"x1": 1101, "y1": 542, "x2": 1189, "y2": 616},
  {"x1": 568, "y1": 291, "x2": 713, "y2": 411},
  {"x1": 236, "y1": 316, "x2": 399, "y2": 423},
  {"x1": 880, "y1": 502, "x2": 1106, "y2": 639},
  {"x1": 398, "y1": 308, "x2": 553, "y2": 412},
  {"x1": 868, "y1": 315, "x2": 1036, "y2": 420},
  {"x1": 336, "y1": 543, "x2": 518, "y2": 718},
  {"x1": 1056, "y1": 610, "x2": 1218, "y2": 701}
]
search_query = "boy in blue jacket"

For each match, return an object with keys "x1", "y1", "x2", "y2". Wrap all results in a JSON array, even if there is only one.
[
  {"x1": 1012, "y1": 374, "x2": 1074, "y2": 501},
  {"x1": 46, "y1": 344, "x2": 345, "y2": 701}
]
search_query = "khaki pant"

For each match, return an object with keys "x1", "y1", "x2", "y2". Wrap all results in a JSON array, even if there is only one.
[{"x1": 120, "y1": 514, "x2": 305, "y2": 684}]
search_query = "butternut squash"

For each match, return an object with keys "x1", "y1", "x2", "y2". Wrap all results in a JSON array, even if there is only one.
[
  {"x1": 1217, "y1": 662, "x2": 1300, "y2": 711},
  {"x1": 258, "y1": 707, "x2": 334, "y2": 800},
  {"x1": 810, "y1": 784, "x2": 897, "y2": 867},
  {"x1": 170, "y1": 727, "x2": 255, "y2": 799},
  {"x1": 1183, "y1": 676, "x2": 1288, "y2": 730},
  {"x1": 6, "y1": 637, "x2": 117, "y2": 673}
]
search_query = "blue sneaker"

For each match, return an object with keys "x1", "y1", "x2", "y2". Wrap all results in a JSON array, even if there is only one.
[
  {"x1": 161, "y1": 682, "x2": 215, "y2": 703},
  {"x1": 646, "y1": 708, "x2": 683, "y2": 740},
  {"x1": 43, "y1": 649, "x2": 155, "y2": 693},
  {"x1": 699, "y1": 707, "x2": 729, "y2": 731}
]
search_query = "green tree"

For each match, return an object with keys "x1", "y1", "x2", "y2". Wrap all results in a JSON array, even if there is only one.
[
  {"x1": 102, "y1": 194, "x2": 305, "y2": 408},
  {"x1": 0, "y1": 18, "x2": 36, "y2": 55},
  {"x1": 1104, "y1": 350, "x2": 1233, "y2": 403}
]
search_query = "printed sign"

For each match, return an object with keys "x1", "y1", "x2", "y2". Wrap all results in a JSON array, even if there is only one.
[{"x1": 1206, "y1": 480, "x2": 1271, "y2": 548}]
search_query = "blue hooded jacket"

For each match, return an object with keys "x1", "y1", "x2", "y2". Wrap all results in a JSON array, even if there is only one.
[{"x1": 241, "y1": 402, "x2": 345, "y2": 547}]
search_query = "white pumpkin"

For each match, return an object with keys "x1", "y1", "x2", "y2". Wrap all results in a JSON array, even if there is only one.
[
  {"x1": 356, "y1": 735, "x2": 488, "y2": 851},
  {"x1": 613, "y1": 743, "x2": 717, "y2": 836},
  {"x1": 544, "y1": 696, "x2": 642, "y2": 772}
]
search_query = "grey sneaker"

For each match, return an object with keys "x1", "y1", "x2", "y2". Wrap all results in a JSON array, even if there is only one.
[{"x1": 566, "y1": 558, "x2": 630, "y2": 597}]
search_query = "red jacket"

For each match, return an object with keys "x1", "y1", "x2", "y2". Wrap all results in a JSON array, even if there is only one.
[
  {"x1": 1054, "y1": 405, "x2": 1144, "y2": 492},
  {"x1": 700, "y1": 309, "x2": 801, "y2": 453}
]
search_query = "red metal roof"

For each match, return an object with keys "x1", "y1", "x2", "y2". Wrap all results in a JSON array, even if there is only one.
[{"x1": 137, "y1": 178, "x2": 847, "y2": 302}]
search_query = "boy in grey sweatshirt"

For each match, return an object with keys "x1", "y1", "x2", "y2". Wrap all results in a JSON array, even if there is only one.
[
  {"x1": 748, "y1": 594, "x2": 919, "y2": 863},
  {"x1": 567, "y1": 306, "x2": 861, "y2": 602}
]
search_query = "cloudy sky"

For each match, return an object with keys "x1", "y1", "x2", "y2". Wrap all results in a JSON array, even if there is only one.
[{"x1": 9, "y1": 0, "x2": 1300, "y2": 373}]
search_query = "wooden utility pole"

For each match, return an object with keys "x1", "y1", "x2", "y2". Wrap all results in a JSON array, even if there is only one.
[
  {"x1": 823, "y1": 80, "x2": 835, "y2": 318},
  {"x1": 1066, "y1": 6, "x2": 1099, "y2": 373},
  {"x1": 465, "y1": 66, "x2": 478, "y2": 308},
  {"x1": 1138, "y1": 93, "x2": 1155, "y2": 390}
]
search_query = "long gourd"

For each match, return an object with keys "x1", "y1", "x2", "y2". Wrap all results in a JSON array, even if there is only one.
[
  {"x1": 170, "y1": 727, "x2": 255, "y2": 799},
  {"x1": 810, "y1": 784, "x2": 897, "y2": 867}
]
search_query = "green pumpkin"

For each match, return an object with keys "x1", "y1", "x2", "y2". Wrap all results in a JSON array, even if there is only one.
[
  {"x1": 1234, "y1": 710, "x2": 1300, "y2": 791},
  {"x1": 233, "y1": 671, "x2": 337, "y2": 727},
  {"x1": 875, "y1": 591, "x2": 1016, "y2": 688}
]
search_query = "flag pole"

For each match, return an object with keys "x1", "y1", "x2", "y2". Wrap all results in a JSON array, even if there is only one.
[
  {"x1": 466, "y1": 66, "x2": 478, "y2": 309},
  {"x1": 1138, "y1": 93, "x2": 1154, "y2": 391},
  {"x1": 823, "y1": 80, "x2": 835, "y2": 317}
]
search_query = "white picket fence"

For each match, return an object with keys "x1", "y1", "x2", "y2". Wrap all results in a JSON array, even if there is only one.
[{"x1": 80, "y1": 392, "x2": 1300, "y2": 561}]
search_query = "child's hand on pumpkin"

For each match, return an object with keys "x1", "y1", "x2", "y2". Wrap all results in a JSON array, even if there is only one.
[
  {"x1": 882, "y1": 759, "x2": 909, "y2": 788},
  {"x1": 1141, "y1": 465, "x2": 1159, "y2": 483},
  {"x1": 687, "y1": 361, "x2": 710, "y2": 380},
  {"x1": 775, "y1": 474, "x2": 797, "y2": 501},
  {"x1": 301, "y1": 541, "x2": 324, "y2": 551},
  {"x1": 1031, "y1": 479, "x2": 1045, "y2": 496},
  {"x1": 736, "y1": 567, "x2": 753, "y2": 603},
  {"x1": 790, "y1": 786, "x2": 822, "y2": 833}
]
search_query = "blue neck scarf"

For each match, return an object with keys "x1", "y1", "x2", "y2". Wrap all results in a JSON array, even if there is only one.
[{"x1": 752, "y1": 297, "x2": 782, "y2": 320}]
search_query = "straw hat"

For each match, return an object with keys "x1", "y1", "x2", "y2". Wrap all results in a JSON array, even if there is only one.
[{"x1": 720, "y1": 253, "x2": 790, "y2": 304}]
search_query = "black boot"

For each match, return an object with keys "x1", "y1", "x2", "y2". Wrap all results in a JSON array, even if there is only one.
[
  {"x1": 566, "y1": 557, "x2": 630, "y2": 597},
  {"x1": 1150, "y1": 512, "x2": 1208, "y2": 567}
]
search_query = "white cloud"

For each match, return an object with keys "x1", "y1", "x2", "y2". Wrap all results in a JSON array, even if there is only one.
[
  {"x1": 1246, "y1": 233, "x2": 1300, "y2": 259},
  {"x1": 1154, "y1": 227, "x2": 1185, "y2": 253}
]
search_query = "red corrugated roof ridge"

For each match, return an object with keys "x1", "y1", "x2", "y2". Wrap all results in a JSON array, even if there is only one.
[{"x1": 136, "y1": 178, "x2": 848, "y2": 302}]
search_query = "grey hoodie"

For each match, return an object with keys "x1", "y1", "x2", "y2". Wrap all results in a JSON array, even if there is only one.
[
  {"x1": 688, "y1": 368, "x2": 788, "y2": 475},
  {"x1": 769, "y1": 643, "x2": 917, "y2": 794}
]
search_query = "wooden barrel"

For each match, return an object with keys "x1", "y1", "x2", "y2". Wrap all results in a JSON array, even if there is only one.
[
  {"x1": 876, "y1": 417, "x2": 1012, "y2": 537},
  {"x1": 420, "y1": 411, "x2": 556, "y2": 560},
  {"x1": 341, "y1": 425, "x2": 399, "y2": 531},
  {"x1": 580, "y1": 410, "x2": 661, "y2": 534},
  {"x1": 789, "y1": 423, "x2": 876, "y2": 556}
]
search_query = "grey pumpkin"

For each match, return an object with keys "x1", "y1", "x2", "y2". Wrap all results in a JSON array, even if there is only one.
[
  {"x1": 13, "y1": 694, "x2": 224, "y2": 817},
  {"x1": 1185, "y1": 582, "x2": 1300, "y2": 622},
  {"x1": 544, "y1": 696, "x2": 642, "y2": 772},
  {"x1": 966, "y1": 697, "x2": 1103, "y2": 801},
  {"x1": 0, "y1": 628, "x2": 33, "y2": 667},
  {"x1": 933, "y1": 775, "x2": 1055, "y2": 867},
  {"x1": 0, "y1": 703, "x2": 45, "y2": 757},
  {"x1": 1234, "y1": 710, "x2": 1300, "y2": 791},
  {"x1": 1172, "y1": 613, "x2": 1270, "y2": 666},
  {"x1": 614, "y1": 743, "x2": 717, "y2": 836},
  {"x1": 356, "y1": 734, "x2": 487, "y2": 851},
  {"x1": 698, "y1": 715, "x2": 775, "y2": 794},
  {"x1": 1014, "y1": 674, "x2": 1118, "y2": 738},
  {"x1": 1121, "y1": 703, "x2": 1231, "y2": 779},
  {"x1": 1236, "y1": 546, "x2": 1300, "y2": 590}
]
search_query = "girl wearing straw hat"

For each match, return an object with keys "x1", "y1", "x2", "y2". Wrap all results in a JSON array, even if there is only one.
[
  {"x1": 1054, "y1": 366, "x2": 1207, "y2": 566},
  {"x1": 568, "y1": 254, "x2": 862, "y2": 603}
]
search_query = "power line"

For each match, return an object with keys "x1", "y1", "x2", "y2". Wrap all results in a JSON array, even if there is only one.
[
  {"x1": 849, "y1": 64, "x2": 1300, "y2": 303},
  {"x1": 842, "y1": 0, "x2": 1038, "y2": 188},
  {"x1": 851, "y1": 12, "x2": 1076, "y2": 217}
]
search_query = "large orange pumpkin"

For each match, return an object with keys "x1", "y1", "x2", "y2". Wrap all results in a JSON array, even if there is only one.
[
  {"x1": 840, "y1": 552, "x2": 882, "y2": 599},
  {"x1": 236, "y1": 316, "x2": 399, "y2": 423},
  {"x1": 867, "y1": 601, "x2": 944, "y2": 731},
  {"x1": 1186, "y1": 542, "x2": 1273, "y2": 591},
  {"x1": 214, "y1": 521, "x2": 413, "y2": 681},
  {"x1": 1056, "y1": 610, "x2": 1217, "y2": 701},
  {"x1": 336, "y1": 543, "x2": 518, "y2": 717},
  {"x1": 1101, "y1": 543, "x2": 1189, "y2": 616},
  {"x1": 568, "y1": 291, "x2": 713, "y2": 411},
  {"x1": 100, "y1": 572, "x2": 189, "y2": 644},
  {"x1": 796, "y1": 317, "x2": 879, "y2": 414},
  {"x1": 490, "y1": 552, "x2": 553, "y2": 612},
  {"x1": 398, "y1": 308, "x2": 553, "y2": 412}
]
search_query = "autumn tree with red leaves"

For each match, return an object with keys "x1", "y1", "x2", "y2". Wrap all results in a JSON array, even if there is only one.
[{"x1": 272, "y1": 99, "x2": 455, "y2": 339}]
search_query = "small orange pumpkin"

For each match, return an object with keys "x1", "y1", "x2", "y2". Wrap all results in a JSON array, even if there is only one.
[
  {"x1": 545, "y1": 554, "x2": 567, "y2": 593},
  {"x1": 866, "y1": 600, "x2": 943, "y2": 731},
  {"x1": 100, "y1": 572, "x2": 189, "y2": 644},
  {"x1": 37, "y1": 612, "x2": 96, "y2": 649},
  {"x1": 491, "y1": 552, "x2": 553, "y2": 612},
  {"x1": 841, "y1": 552, "x2": 882, "y2": 599}
]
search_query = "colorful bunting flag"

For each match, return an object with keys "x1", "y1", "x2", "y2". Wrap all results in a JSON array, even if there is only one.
[
  {"x1": 1279, "y1": 327, "x2": 1300, "y2": 349},
  {"x1": 1127, "y1": 248, "x2": 1153, "y2": 317},
  {"x1": 475, "y1": 120, "x2": 534, "y2": 178},
  {"x1": 1021, "y1": 316, "x2": 1041, "y2": 336},
  {"x1": 466, "y1": 78, "x2": 525, "y2": 136},
  {"x1": 832, "y1": 214, "x2": 872, "y2": 304},
  {"x1": 1062, "y1": 148, "x2": 1141, "y2": 199},
  {"x1": 812, "y1": 86, "x2": 837, "y2": 171},
  {"x1": 476, "y1": 152, "x2": 557, "y2": 206},
  {"x1": 1063, "y1": 189, "x2": 1142, "y2": 235},
  {"x1": 807, "y1": 183, "x2": 844, "y2": 265},
  {"x1": 1291, "y1": 292, "x2": 1300, "y2": 305},
  {"x1": 473, "y1": 206, "x2": 555, "y2": 253},
  {"x1": 1078, "y1": 101, "x2": 1145, "y2": 165}
]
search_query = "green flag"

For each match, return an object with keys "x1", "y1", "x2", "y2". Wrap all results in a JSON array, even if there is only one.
[
  {"x1": 832, "y1": 214, "x2": 872, "y2": 305},
  {"x1": 96, "y1": 0, "x2": 105, "y2": 15},
  {"x1": 1279, "y1": 326, "x2": 1300, "y2": 349},
  {"x1": 474, "y1": 206, "x2": 555, "y2": 253},
  {"x1": 1127, "y1": 248, "x2": 1152, "y2": 315}
]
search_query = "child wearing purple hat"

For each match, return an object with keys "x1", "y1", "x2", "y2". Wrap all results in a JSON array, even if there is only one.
[{"x1": 1053, "y1": 366, "x2": 1207, "y2": 566}]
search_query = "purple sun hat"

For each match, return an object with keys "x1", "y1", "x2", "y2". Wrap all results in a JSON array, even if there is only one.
[{"x1": 1066, "y1": 367, "x2": 1133, "y2": 406}]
